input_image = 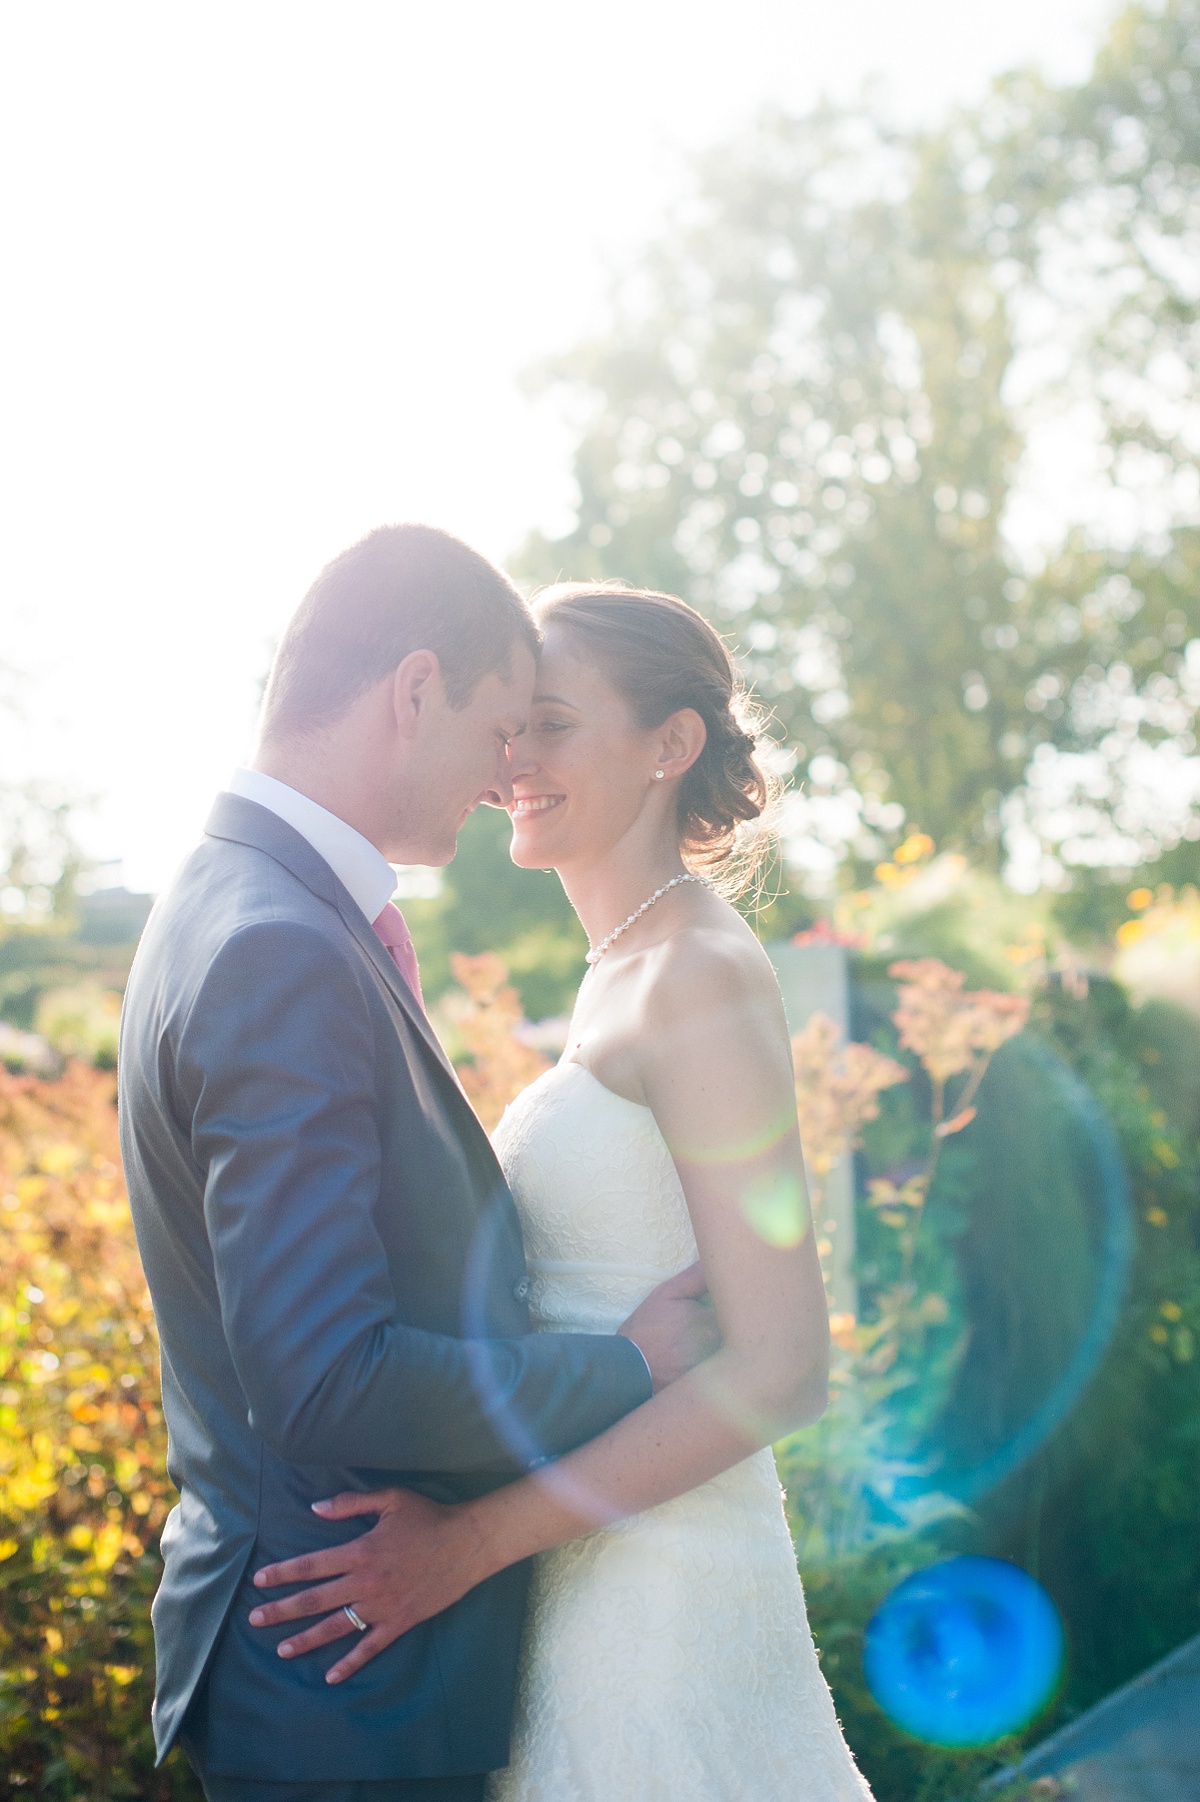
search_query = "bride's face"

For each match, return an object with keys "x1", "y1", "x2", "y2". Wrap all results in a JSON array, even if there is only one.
[{"x1": 507, "y1": 627, "x2": 667, "y2": 870}]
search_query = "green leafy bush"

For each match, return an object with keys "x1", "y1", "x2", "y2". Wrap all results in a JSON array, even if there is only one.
[
  {"x1": 782, "y1": 870, "x2": 1200, "y2": 1800},
  {"x1": 0, "y1": 1063, "x2": 198, "y2": 1800}
]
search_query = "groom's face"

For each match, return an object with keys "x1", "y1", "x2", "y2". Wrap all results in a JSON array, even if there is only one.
[{"x1": 396, "y1": 645, "x2": 537, "y2": 865}]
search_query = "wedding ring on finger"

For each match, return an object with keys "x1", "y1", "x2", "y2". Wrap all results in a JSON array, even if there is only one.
[{"x1": 343, "y1": 1604, "x2": 368, "y2": 1632}]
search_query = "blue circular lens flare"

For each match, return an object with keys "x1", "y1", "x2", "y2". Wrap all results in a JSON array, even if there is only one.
[{"x1": 864, "y1": 1556, "x2": 1064, "y2": 1746}]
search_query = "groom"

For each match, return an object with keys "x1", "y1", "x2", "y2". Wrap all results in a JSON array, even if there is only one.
[{"x1": 119, "y1": 525, "x2": 715, "y2": 1802}]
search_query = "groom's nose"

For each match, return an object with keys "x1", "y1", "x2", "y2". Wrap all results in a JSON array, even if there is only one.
[{"x1": 479, "y1": 774, "x2": 514, "y2": 808}]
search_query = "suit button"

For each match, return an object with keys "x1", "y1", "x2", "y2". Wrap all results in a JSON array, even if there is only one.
[{"x1": 514, "y1": 1277, "x2": 531, "y2": 1302}]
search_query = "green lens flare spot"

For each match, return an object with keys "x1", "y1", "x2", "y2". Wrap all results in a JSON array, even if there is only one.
[{"x1": 741, "y1": 1173, "x2": 810, "y2": 1248}]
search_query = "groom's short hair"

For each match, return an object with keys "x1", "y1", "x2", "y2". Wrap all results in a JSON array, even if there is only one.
[{"x1": 261, "y1": 523, "x2": 538, "y2": 738}]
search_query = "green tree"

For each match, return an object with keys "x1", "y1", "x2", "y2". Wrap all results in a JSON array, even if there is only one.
[
  {"x1": 0, "y1": 664, "x2": 93, "y2": 1029},
  {"x1": 0, "y1": 783, "x2": 81, "y2": 923},
  {"x1": 516, "y1": 0, "x2": 1200, "y2": 900}
]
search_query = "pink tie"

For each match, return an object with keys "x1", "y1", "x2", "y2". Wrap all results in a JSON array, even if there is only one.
[{"x1": 372, "y1": 901, "x2": 425, "y2": 1013}]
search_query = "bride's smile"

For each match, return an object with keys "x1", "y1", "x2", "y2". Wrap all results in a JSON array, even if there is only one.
[
  {"x1": 504, "y1": 624, "x2": 711, "y2": 966},
  {"x1": 506, "y1": 637, "x2": 665, "y2": 872},
  {"x1": 510, "y1": 794, "x2": 564, "y2": 814}
]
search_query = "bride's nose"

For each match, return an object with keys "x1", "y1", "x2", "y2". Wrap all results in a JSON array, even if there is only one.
[{"x1": 505, "y1": 733, "x2": 540, "y2": 781}]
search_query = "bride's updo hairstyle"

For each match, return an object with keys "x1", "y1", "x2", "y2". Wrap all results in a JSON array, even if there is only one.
[{"x1": 532, "y1": 583, "x2": 780, "y2": 899}]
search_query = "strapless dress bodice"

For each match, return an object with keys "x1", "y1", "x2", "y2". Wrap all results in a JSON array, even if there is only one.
[{"x1": 492, "y1": 1060, "x2": 698, "y2": 1336}]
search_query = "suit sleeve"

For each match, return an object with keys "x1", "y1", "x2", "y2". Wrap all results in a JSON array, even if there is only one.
[{"x1": 178, "y1": 918, "x2": 652, "y2": 1474}]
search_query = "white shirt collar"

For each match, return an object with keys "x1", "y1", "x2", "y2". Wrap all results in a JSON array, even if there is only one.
[{"x1": 226, "y1": 768, "x2": 396, "y2": 925}]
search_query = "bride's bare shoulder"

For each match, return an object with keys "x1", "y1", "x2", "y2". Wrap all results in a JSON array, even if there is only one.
[
  {"x1": 646, "y1": 905, "x2": 784, "y2": 1027},
  {"x1": 637, "y1": 909, "x2": 794, "y2": 1135}
]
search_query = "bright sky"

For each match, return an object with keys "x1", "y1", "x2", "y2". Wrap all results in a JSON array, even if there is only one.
[{"x1": 2, "y1": 0, "x2": 1107, "y2": 893}]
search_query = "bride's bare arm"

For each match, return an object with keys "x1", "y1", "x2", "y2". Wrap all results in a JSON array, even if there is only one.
[{"x1": 248, "y1": 931, "x2": 829, "y2": 1680}]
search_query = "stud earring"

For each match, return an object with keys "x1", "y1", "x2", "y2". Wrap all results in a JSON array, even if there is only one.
[{"x1": 654, "y1": 769, "x2": 665, "y2": 780}]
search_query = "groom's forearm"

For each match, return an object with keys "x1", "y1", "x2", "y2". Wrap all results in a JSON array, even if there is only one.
[{"x1": 254, "y1": 1322, "x2": 651, "y2": 1474}]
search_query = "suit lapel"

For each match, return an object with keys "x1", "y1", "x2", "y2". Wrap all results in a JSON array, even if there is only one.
[{"x1": 204, "y1": 793, "x2": 463, "y2": 1090}]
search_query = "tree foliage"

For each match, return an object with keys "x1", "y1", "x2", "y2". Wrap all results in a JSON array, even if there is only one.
[
  {"x1": 0, "y1": 661, "x2": 97, "y2": 1037},
  {"x1": 0, "y1": 663, "x2": 85, "y2": 928},
  {"x1": 517, "y1": 0, "x2": 1200, "y2": 898}
]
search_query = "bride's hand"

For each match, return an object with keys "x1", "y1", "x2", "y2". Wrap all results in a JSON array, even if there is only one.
[{"x1": 247, "y1": 1487, "x2": 491, "y2": 1683}]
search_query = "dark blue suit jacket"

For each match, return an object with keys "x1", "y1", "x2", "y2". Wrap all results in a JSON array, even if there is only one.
[{"x1": 118, "y1": 795, "x2": 651, "y2": 1782}]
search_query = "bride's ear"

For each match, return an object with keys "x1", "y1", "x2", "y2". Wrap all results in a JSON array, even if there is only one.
[{"x1": 652, "y1": 709, "x2": 706, "y2": 783}]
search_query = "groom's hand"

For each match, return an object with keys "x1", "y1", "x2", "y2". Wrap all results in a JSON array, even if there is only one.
[
  {"x1": 617, "y1": 1260, "x2": 720, "y2": 1391},
  {"x1": 247, "y1": 1488, "x2": 491, "y2": 1684}
]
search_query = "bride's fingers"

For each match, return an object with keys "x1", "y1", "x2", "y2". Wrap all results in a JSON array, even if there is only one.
[
  {"x1": 311, "y1": 1488, "x2": 396, "y2": 1520},
  {"x1": 249, "y1": 1576, "x2": 356, "y2": 1628},
  {"x1": 254, "y1": 1545, "x2": 355, "y2": 1589},
  {"x1": 325, "y1": 1622, "x2": 403, "y2": 1685},
  {"x1": 272, "y1": 1608, "x2": 361, "y2": 1662}
]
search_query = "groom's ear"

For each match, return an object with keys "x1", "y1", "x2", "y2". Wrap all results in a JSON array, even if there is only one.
[{"x1": 391, "y1": 650, "x2": 443, "y2": 739}]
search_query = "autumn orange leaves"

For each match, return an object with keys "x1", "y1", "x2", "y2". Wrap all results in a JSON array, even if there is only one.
[{"x1": 791, "y1": 958, "x2": 1028, "y2": 1302}]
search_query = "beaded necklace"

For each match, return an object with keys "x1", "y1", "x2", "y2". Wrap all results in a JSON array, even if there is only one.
[{"x1": 584, "y1": 873, "x2": 710, "y2": 966}]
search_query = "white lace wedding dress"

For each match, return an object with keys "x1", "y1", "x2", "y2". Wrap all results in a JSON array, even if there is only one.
[{"x1": 487, "y1": 1060, "x2": 873, "y2": 1802}]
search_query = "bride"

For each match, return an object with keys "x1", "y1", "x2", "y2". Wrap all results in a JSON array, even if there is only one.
[{"x1": 252, "y1": 584, "x2": 873, "y2": 1800}]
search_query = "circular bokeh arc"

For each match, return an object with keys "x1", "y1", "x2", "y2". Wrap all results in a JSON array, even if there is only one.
[{"x1": 937, "y1": 1040, "x2": 1135, "y2": 1505}]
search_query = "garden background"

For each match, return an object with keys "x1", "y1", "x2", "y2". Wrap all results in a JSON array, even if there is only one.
[{"x1": 3, "y1": 3, "x2": 1200, "y2": 1797}]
